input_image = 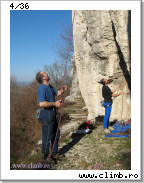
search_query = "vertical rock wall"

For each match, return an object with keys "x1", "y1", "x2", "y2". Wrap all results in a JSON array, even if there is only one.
[
  {"x1": 70, "y1": 56, "x2": 81, "y2": 98},
  {"x1": 71, "y1": 10, "x2": 131, "y2": 121}
]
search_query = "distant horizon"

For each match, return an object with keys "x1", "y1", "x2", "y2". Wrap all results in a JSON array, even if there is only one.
[{"x1": 16, "y1": 81, "x2": 32, "y2": 86}]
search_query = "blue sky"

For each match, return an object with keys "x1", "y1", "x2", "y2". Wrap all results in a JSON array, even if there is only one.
[{"x1": 10, "y1": 10, "x2": 72, "y2": 82}]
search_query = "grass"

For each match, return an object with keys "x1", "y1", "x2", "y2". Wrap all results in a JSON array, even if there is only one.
[
  {"x1": 58, "y1": 99, "x2": 130, "y2": 170},
  {"x1": 12, "y1": 123, "x2": 131, "y2": 170},
  {"x1": 10, "y1": 95, "x2": 131, "y2": 171},
  {"x1": 21, "y1": 153, "x2": 41, "y2": 165},
  {"x1": 61, "y1": 138, "x2": 70, "y2": 144},
  {"x1": 55, "y1": 125, "x2": 131, "y2": 170}
]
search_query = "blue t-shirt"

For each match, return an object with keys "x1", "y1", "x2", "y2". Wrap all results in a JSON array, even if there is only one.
[{"x1": 37, "y1": 84, "x2": 58, "y2": 103}]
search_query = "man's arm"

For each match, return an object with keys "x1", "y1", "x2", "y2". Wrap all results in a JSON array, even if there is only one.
[
  {"x1": 39, "y1": 101, "x2": 60, "y2": 108},
  {"x1": 57, "y1": 85, "x2": 68, "y2": 96},
  {"x1": 111, "y1": 84, "x2": 121, "y2": 93},
  {"x1": 57, "y1": 89, "x2": 64, "y2": 96},
  {"x1": 112, "y1": 91, "x2": 124, "y2": 97}
]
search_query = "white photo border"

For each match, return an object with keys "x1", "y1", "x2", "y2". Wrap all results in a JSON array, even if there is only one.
[{"x1": 1, "y1": 0, "x2": 141, "y2": 180}]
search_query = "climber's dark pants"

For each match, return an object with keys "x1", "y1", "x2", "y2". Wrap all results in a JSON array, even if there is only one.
[{"x1": 42, "y1": 119, "x2": 60, "y2": 155}]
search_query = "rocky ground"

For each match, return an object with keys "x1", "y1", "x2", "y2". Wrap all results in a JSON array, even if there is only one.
[{"x1": 15, "y1": 97, "x2": 131, "y2": 170}]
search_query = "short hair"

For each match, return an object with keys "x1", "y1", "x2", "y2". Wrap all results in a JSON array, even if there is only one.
[
  {"x1": 99, "y1": 78, "x2": 105, "y2": 85},
  {"x1": 36, "y1": 72, "x2": 44, "y2": 84}
]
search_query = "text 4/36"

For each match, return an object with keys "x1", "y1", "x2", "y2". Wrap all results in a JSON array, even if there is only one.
[{"x1": 10, "y1": 3, "x2": 29, "y2": 10}]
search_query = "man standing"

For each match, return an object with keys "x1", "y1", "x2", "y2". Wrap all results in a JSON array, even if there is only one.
[
  {"x1": 36, "y1": 71, "x2": 68, "y2": 162},
  {"x1": 99, "y1": 78, "x2": 124, "y2": 133}
]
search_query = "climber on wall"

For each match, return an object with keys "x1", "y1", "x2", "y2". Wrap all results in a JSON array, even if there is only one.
[{"x1": 99, "y1": 78, "x2": 124, "y2": 133}]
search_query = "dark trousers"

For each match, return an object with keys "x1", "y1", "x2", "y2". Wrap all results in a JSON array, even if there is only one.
[{"x1": 42, "y1": 120, "x2": 60, "y2": 155}]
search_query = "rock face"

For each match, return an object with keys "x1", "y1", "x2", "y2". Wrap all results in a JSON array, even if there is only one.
[{"x1": 71, "y1": 10, "x2": 131, "y2": 121}]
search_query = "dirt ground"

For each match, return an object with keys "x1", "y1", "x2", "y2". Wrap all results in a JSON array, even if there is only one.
[{"x1": 12, "y1": 98, "x2": 131, "y2": 170}]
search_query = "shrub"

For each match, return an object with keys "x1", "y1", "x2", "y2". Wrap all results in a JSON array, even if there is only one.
[{"x1": 10, "y1": 81, "x2": 41, "y2": 164}]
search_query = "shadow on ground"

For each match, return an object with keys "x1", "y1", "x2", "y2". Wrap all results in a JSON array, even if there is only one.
[
  {"x1": 118, "y1": 148, "x2": 131, "y2": 170},
  {"x1": 59, "y1": 127, "x2": 96, "y2": 155},
  {"x1": 95, "y1": 115, "x2": 118, "y2": 126}
]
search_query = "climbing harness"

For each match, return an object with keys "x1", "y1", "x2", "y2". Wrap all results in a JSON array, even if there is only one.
[{"x1": 48, "y1": 10, "x2": 76, "y2": 160}]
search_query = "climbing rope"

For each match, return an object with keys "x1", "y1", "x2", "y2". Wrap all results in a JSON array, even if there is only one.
[
  {"x1": 48, "y1": 10, "x2": 76, "y2": 160},
  {"x1": 117, "y1": 63, "x2": 131, "y2": 122},
  {"x1": 121, "y1": 74, "x2": 124, "y2": 121},
  {"x1": 123, "y1": 67, "x2": 131, "y2": 122}
]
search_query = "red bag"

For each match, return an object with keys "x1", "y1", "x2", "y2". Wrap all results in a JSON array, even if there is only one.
[{"x1": 79, "y1": 120, "x2": 91, "y2": 130}]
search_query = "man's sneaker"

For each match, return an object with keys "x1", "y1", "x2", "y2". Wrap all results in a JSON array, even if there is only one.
[
  {"x1": 108, "y1": 126, "x2": 115, "y2": 130},
  {"x1": 103, "y1": 128, "x2": 111, "y2": 133}
]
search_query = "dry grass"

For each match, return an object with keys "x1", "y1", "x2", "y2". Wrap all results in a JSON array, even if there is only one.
[{"x1": 10, "y1": 81, "x2": 42, "y2": 164}]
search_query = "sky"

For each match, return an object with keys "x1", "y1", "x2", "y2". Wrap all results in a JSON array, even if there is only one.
[{"x1": 10, "y1": 10, "x2": 72, "y2": 82}]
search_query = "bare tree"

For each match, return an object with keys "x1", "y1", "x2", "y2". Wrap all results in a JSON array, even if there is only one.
[
  {"x1": 44, "y1": 62, "x2": 72, "y2": 89},
  {"x1": 44, "y1": 23, "x2": 74, "y2": 89},
  {"x1": 10, "y1": 75, "x2": 18, "y2": 89},
  {"x1": 55, "y1": 23, "x2": 74, "y2": 69}
]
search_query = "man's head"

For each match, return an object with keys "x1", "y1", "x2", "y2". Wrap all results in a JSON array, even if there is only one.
[
  {"x1": 36, "y1": 71, "x2": 50, "y2": 84},
  {"x1": 99, "y1": 78, "x2": 108, "y2": 85}
]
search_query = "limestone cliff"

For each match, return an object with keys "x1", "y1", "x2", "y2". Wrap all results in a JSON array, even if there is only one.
[{"x1": 70, "y1": 10, "x2": 131, "y2": 121}]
